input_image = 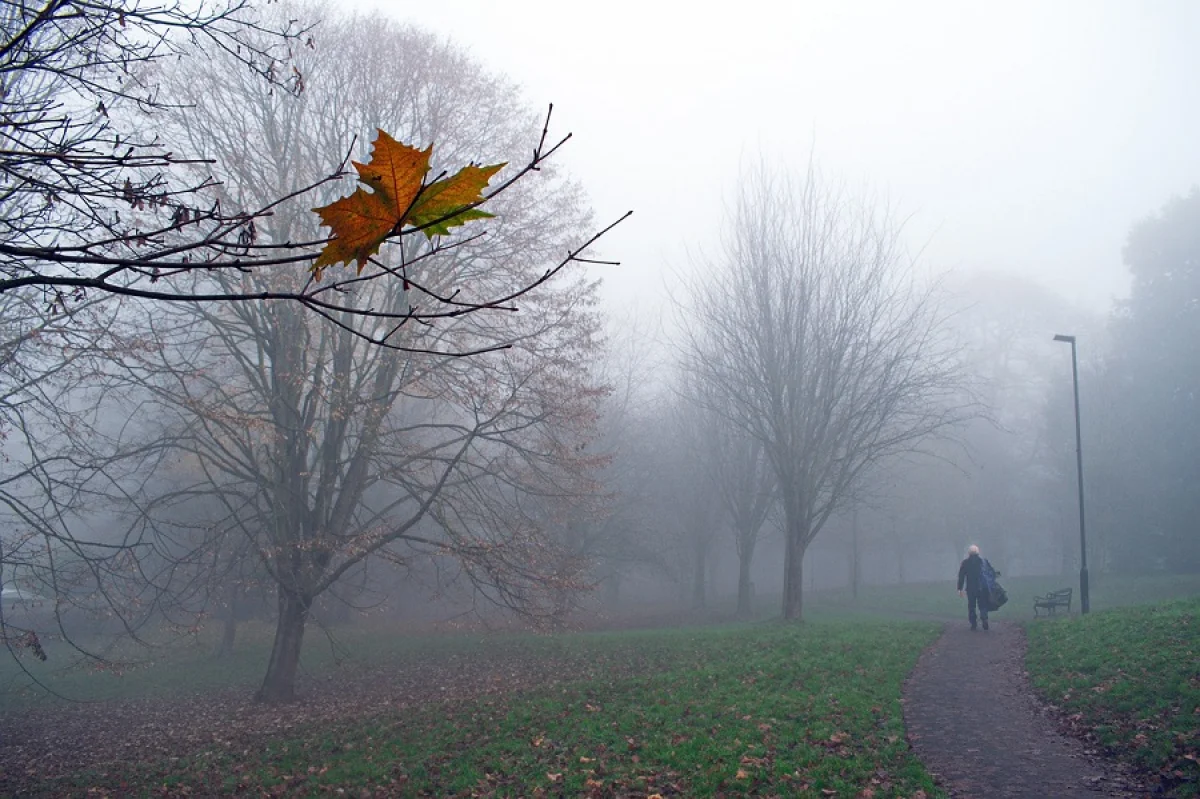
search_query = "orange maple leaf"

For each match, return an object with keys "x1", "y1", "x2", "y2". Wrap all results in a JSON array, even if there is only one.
[
  {"x1": 311, "y1": 129, "x2": 503, "y2": 277},
  {"x1": 352, "y1": 131, "x2": 430, "y2": 216},
  {"x1": 311, "y1": 187, "x2": 397, "y2": 277}
]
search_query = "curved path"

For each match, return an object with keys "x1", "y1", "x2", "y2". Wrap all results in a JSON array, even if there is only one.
[{"x1": 903, "y1": 620, "x2": 1151, "y2": 798}]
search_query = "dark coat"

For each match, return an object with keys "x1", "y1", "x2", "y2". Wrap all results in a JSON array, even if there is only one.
[{"x1": 957, "y1": 553, "x2": 984, "y2": 593}]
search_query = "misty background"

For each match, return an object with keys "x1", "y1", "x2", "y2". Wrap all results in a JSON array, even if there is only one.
[
  {"x1": 378, "y1": 0, "x2": 1200, "y2": 314},
  {"x1": 327, "y1": 0, "x2": 1198, "y2": 599}
]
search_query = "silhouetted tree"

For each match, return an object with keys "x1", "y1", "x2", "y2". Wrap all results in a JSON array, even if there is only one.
[{"x1": 680, "y1": 161, "x2": 969, "y2": 620}]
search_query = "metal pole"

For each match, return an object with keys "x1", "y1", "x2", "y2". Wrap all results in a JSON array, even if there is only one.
[{"x1": 1055, "y1": 334, "x2": 1090, "y2": 614}]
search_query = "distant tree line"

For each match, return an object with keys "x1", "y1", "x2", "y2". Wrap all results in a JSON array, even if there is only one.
[{"x1": 1042, "y1": 191, "x2": 1200, "y2": 574}]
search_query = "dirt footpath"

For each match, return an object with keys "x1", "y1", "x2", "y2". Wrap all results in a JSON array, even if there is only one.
[{"x1": 903, "y1": 620, "x2": 1154, "y2": 798}]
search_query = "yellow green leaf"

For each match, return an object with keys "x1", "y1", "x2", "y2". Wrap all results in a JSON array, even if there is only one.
[
  {"x1": 417, "y1": 208, "x2": 494, "y2": 239},
  {"x1": 408, "y1": 162, "x2": 505, "y2": 238}
]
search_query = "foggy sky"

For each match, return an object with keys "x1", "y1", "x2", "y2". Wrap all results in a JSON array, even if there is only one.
[{"x1": 344, "y1": 0, "x2": 1200, "y2": 317}]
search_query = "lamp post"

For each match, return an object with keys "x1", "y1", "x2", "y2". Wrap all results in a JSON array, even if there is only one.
[{"x1": 1053, "y1": 334, "x2": 1089, "y2": 614}]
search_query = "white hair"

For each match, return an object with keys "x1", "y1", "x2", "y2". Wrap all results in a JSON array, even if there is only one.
[{"x1": 968, "y1": 545, "x2": 980, "y2": 555}]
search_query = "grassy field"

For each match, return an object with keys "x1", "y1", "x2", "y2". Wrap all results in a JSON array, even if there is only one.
[
  {"x1": 1025, "y1": 596, "x2": 1200, "y2": 797},
  {"x1": 5, "y1": 572, "x2": 1197, "y2": 710},
  {"x1": 4, "y1": 573, "x2": 1197, "y2": 796},
  {"x1": 26, "y1": 620, "x2": 944, "y2": 798}
]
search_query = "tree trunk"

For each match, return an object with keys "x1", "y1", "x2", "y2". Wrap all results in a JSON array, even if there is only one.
[
  {"x1": 736, "y1": 550, "x2": 754, "y2": 617},
  {"x1": 782, "y1": 528, "x2": 804, "y2": 620},
  {"x1": 256, "y1": 588, "x2": 311, "y2": 703}
]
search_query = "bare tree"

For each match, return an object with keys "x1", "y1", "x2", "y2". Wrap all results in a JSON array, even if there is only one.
[
  {"x1": 708, "y1": 423, "x2": 775, "y2": 617},
  {"x1": 555, "y1": 316, "x2": 667, "y2": 608},
  {"x1": 0, "y1": 1, "x2": 625, "y2": 699},
  {"x1": 670, "y1": 375, "x2": 776, "y2": 616},
  {"x1": 680, "y1": 161, "x2": 968, "y2": 620},
  {"x1": 652, "y1": 393, "x2": 721, "y2": 610},
  {"x1": 92, "y1": 14, "x2": 608, "y2": 703}
]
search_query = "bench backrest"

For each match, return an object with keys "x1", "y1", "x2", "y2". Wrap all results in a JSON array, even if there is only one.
[{"x1": 1050, "y1": 589, "x2": 1072, "y2": 599}]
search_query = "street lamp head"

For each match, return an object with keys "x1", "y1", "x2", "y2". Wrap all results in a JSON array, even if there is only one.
[{"x1": 1053, "y1": 334, "x2": 1076, "y2": 343}]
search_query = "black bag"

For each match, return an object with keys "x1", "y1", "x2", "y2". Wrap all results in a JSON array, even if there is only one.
[
  {"x1": 982, "y1": 558, "x2": 1007, "y2": 611},
  {"x1": 987, "y1": 582, "x2": 1008, "y2": 611}
]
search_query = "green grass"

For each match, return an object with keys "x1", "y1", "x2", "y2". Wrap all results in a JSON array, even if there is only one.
[
  {"x1": 7, "y1": 574, "x2": 1197, "y2": 796},
  {"x1": 6, "y1": 571, "x2": 1196, "y2": 711},
  {"x1": 44, "y1": 620, "x2": 945, "y2": 798},
  {"x1": 1025, "y1": 597, "x2": 1200, "y2": 796}
]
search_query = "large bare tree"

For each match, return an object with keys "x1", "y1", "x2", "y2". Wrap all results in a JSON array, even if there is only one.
[
  {"x1": 102, "y1": 12, "x2": 608, "y2": 703},
  {"x1": 680, "y1": 162, "x2": 968, "y2": 620},
  {"x1": 699, "y1": 404, "x2": 775, "y2": 617},
  {"x1": 1, "y1": 7, "x2": 615, "y2": 703}
]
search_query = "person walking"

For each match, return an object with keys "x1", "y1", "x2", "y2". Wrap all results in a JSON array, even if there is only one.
[{"x1": 957, "y1": 545, "x2": 989, "y2": 630}]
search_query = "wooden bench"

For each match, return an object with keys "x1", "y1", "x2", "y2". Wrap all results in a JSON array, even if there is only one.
[{"x1": 1033, "y1": 588, "x2": 1073, "y2": 616}]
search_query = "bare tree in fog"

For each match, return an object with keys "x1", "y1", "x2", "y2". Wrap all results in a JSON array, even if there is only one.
[
  {"x1": 680, "y1": 162, "x2": 968, "y2": 620},
  {"x1": 2, "y1": 9, "x2": 612, "y2": 703},
  {"x1": 0, "y1": 0, "x2": 623, "y2": 694},
  {"x1": 662, "y1": 393, "x2": 724, "y2": 610},
  {"x1": 558, "y1": 318, "x2": 668, "y2": 607},
  {"x1": 677, "y1": 380, "x2": 776, "y2": 617},
  {"x1": 110, "y1": 13, "x2": 608, "y2": 703}
]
